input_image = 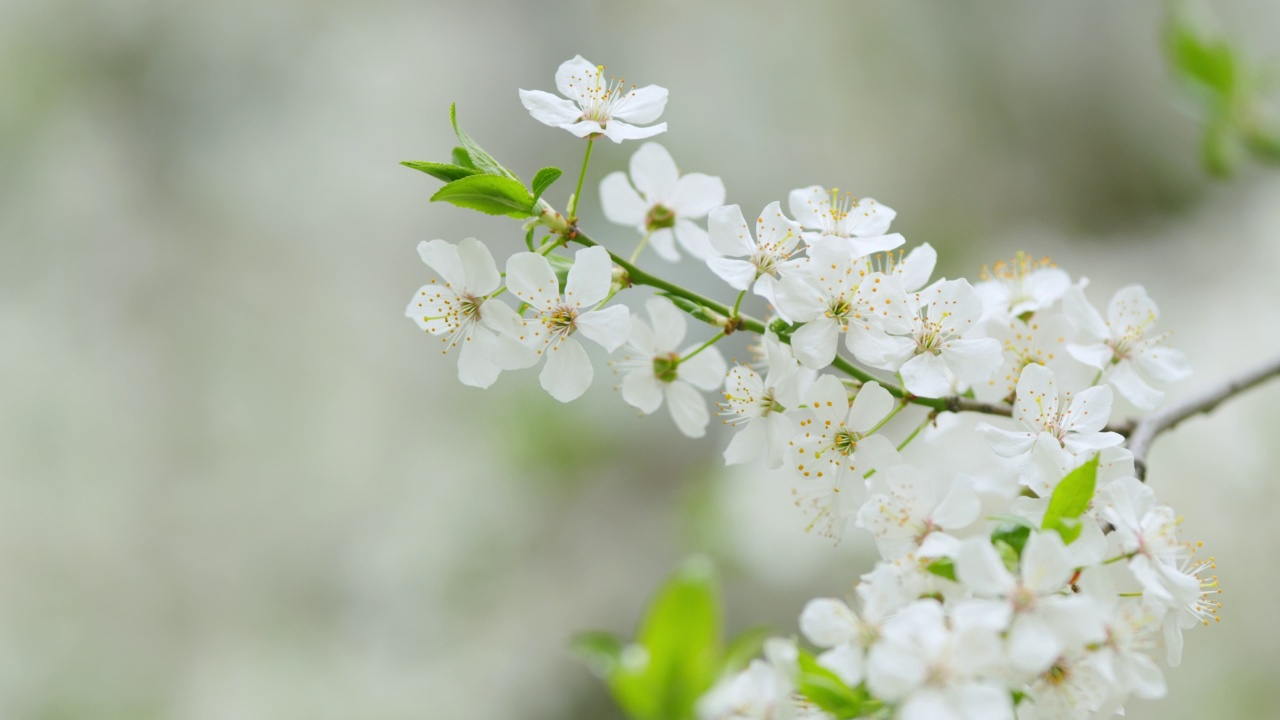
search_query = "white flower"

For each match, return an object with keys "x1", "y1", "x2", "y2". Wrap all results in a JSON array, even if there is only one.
[
  {"x1": 799, "y1": 597, "x2": 888, "y2": 688},
  {"x1": 856, "y1": 465, "x2": 981, "y2": 561},
  {"x1": 405, "y1": 238, "x2": 536, "y2": 388},
  {"x1": 974, "y1": 253, "x2": 1071, "y2": 323},
  {"x1": 600, "y1": 142, "x2": 725, "y2": 261},
  {"x1": 971, "y1": 312, "x2": 1078, "y2": 405},
  {"x1": 697, "y1": 638, "x2": 812, "y2": 720},
  {"x1": 1063, "y1": 285, "x2": 1191, "y2": 410},
  {"x1": 865, "y1": 599, "x2": 1013, "y2": 720},
  {"x1": 518, "y1": 55, "x2": 668, "y2": 143},
  {"x1": 1016, "y1": 651, "x2": 1112, "y2": 720},
  {"x1": 719, "y1": 333, "x2": 813, "y2": 469},
  {"x1": 506, "y1": 246, "x2": 631, "y2": 402},
  {"x1": 870, "y1": 279, "x2": 1003, "y2": 398},
  {"x1": 787, "y1": 185, "x2": 905, "y2": 255},
  {"x1": 615, "y1": 297, "x2": 726, "y2": 437},
  {"x1": 787, "y1": 376, "x2": 901, "y2": 540},
  {"x1": 706, "y1": 202, "x2": 804, "y2": 314},
  {"x1": 773, "y1": 241, "x2": 911, "y2": 370},
  {"x1": 955, "y1": 532, "x2": 1106, "y2": 676},
  {"x1": 976, "y1": 363, "x2": 1123, "y2": 463}
]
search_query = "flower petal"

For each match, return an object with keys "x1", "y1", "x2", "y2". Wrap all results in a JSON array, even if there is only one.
[
  {"x1": 678, "y1": 346, "x2": 726, "y2": 391},
  {"x1": 601, "y1": 121, "x2": 667, "y2": 143},
  {"x1": 612, "y1": 84, "x2": 668, "y2": 125},
  {"x1": 673, "y1": 219, "x2": 712, "y2": 260},
  {"x1": 646, "y1": 296, "x2": 688, "y2": 352},
  {"x1": 540, "y1": 336, "x2": 593, "y2": 402},
  {"x1": 848, "y1": 381, "x2": 893, "y2": 432},
  {"x1": 724, "y1": 418, "x2": 766, "y2": 466},
  {"x1": 417, "y1": 239, "x2": 465, "y2": 288},
  {"x1": 648, "y1": 227, "x2": 680, "y2": 262},
  {"x1": 629, "y1": 141, "x2": 678, "y2": 201},
  {"x1": 575, "y1": 305, "x2": 631, "y2": 352},
  {"x1": 554, "y1": 54, "x2": 598, "y2": 106},
  {"x1": 456, "y1": 237, "x2": 501, "y2": 295},
  {"x1": 669, "y1": 173, "x2": 726, "y2": 218},
  {"x1": 457, "y1": 326, "x2": 502, "y2": 388},
  {"x1": 789, "y1": 317, "x2": 840, "y2": 370},
  {"x1": 565, "y1": 245, "x2": 614, "y2": 308},
  {"x1": 621, "y1": 368, "x2": 663, "y2": 414},
  {"x1": 665, "y1": 380, "x2": 710, "y2": 437},
  {"x1": 599, "y1": 171, "x2": 649, "y2": 227},
  {"x1": 505, "y1": 252, "x2": 560, "y2": 312},
  {"x1": 899, "y1": 352, "x2": 951, "y2": 398},
  {"x1": 707, "y1": 204, "x2": 754, "y2": 256},
  {"x1": 519, "y1": 89, "x2": 583, "y2": 127},
  {"x1": 706, "y1": 256, "x2": 757, "y2": 291}
]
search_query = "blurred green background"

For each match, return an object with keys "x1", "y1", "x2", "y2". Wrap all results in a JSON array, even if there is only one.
[{"x1": 2, "y1": 0, "x2": 1279, "y2": 718}]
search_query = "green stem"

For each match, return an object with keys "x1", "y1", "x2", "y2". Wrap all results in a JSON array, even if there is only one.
[
  {"x1": 896, "y1": 413, "x2": 934, "y2": 452},
  {"x1": 731, "y1": 289, "x2": 747, "y2": 318},
  {"x1": 864, "y1": 400, "x2": 908, "y2": 436},
  {"x1": 567, "y1": 137, "x2": 595, "y2": 220},
  {"x1": 629, "y1": 229, "x2": 653, "y2": 264},
  {"x1": 680, "y1": 332, "x2": 726, "y2": 364}
]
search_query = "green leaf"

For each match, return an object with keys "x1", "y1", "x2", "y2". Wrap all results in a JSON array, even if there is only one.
[
  {"x1": 721, "y1": 626, "x2": 770, "y2": 675},
  {"x1": 430, "y1": 174, "x2": 536, "y2": 219},
  {"x1": 531, "y1": 167, "x2": 563, "y2": 205},
  {"x1": 925, "y1": 557, "x2": 957, "y2": 582},
  {"x1": 570, "y1": 631, "x2": 626, "y2": 679},
  {"x1": 796, "y1": 650, "x2": 870, "y2": 719},
  {"x1": 1165, "y1": 10, "x2": 1238, "y2": 100},
  {"x1": 991, "y1": 522, "x2": 1032, "y2": 557},
  {"x1": 451, "y1": 146, "x2": 476, "y2": 169},
  {"x1": 612, "y1": 558, "x2": 722, "y2": 720},
  {"x1": 1042, "y1": 455, "x2": 1099, "y2": 545},
  {"x1": 400, "y1": 160, "x2": 482, "y2": 183},
  {"x1": 450, "y1": 103, "x2": 520, "y2": 182}
]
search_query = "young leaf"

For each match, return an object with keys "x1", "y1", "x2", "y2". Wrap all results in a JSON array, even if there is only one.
[
  {"x1": 991, "y1": 522, "x2": 1032, "y2": 557},
  {"x1": 925, "y1": 557, "x2": 957, "y2": 582},
  {"x1": 720, "y1": 626, "x2": 771, "y2": 675},
  {"x1": 430, "y1": 175, "x2": 536, "y2": 219},
  {"x1": 570, "y1": 631, "x2": 626, "y2": 679},
  {"x1": 531, "y1": 166, "x2": 563, "y2": 205},
  {"x1": 1041, "y1": 455, "x2": 1099, "y2": 545},
  {"x1": 796, "y1": 650, "x2": 869, "y2": 719},
  {"x1": 450, "y1": 103, "x2": 521, "y2": 182},
  {"x1": 400, "y1": 160, "x2": 482, "y2": 183},
  {"x1": 451, "y1": 146, "x2": 476, "y2": 169}
]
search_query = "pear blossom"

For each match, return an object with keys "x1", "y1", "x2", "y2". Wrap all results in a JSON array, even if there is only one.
[
  {"x1": 976, "y1": 364, "x2": 1123, "y2": 465},
  {"x1": 772, "y1": 240, "x2": 911, "y2": 370},
  {"x1": 787, "y1": 185, "x2": 905, "y2": 256},
  {"x1": 787, "y1": 376, "x2": 901, "y2": 539},
  {"x1": 506, "y1": 246, "x2": 631, "y2": 402},
  {"x1": 706, "y1": 202, "x2": 804, "y2": 313},
  {"x1": 868, "y1": 279, "x2": 1003, "y2": 398},
  {"x1": 519, "y1": 55, "x2": 667, "y2": 142},
  {"x1": 600, "y1": 142, "x2": 725, "y2": 260},
  {"x1": 614, "y1": 296, "x2": 726, "y2": 437},
  {"x1": 405, "y1": 238, "x2": 536, "y2": 388},
  {"x1": 1064, "y1": 285, "x2": 1191, "y2": 410},
  {"x1": 855, "y1": 465, "x2": 981, "y2": 560},
  {"x1": 720, "y1": 333, "x2": 813, "y2": 469}
]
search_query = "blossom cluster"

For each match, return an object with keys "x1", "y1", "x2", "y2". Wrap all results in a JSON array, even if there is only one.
[{"x1": 405, "y1": 55, "x2": 1220, "y2": 720}]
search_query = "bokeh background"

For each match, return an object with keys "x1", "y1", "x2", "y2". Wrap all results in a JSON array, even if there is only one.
[{"x1": 2, "y1": 0, "x2": 1279, "y2": 718}]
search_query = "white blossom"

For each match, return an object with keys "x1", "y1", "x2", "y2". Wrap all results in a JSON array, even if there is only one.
[
  {"x1": 856, "y1": 465, "x2": 981, "y2": 561},
  {"x1": 974, "y1": 253, "x2": 1071, "y2": 324},
  {"x1": 720, "y1": 333, "x2": 813, "y2": 469},
  {"x1": 405, "y1": 238, "x2": 536, "y2": 388},
  {"x1": 600, "y1": 142, "x2": 725, "y2": 260},
  {"x1": 519, "y1": 55, "x2": 667, "y2": 142},
  {"x1": 506, "y1": 246, "x2": 631, "y2": 402},
  {"x1": 706, "y1": 202, "x2": 804, "y2": 315},
  {"x1": 787, "y1": 185, "x2": 904, "y2": 256},
  {"x1": 977, "y1": 364, "x2": 1123, "y2": 464},
  {"x1": 615, "y1": 296, "x2": 725, "y2": 437}
]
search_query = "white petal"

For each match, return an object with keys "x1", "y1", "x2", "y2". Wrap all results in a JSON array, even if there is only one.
[
  {"x1": 846, "y1": 198, "x2": 897, "y2": 237},
  {"x1": 707, "y1": 204, "x2": 754, "y2": 256},
  {"x1": 1066, "y1": 342, "x2": 1114, "y2": 370},
  {"x1": 806, "y1": 374, "x2": 852, "y2": 425},
  {"x1": 818, "y1": 644, "x2": 865, "y2": 687},
  {"x1": 554, "y1": 55, "x2": 598, "y2": 106},
  {"x1": 724, "y1": 419, "x2": 766, "y2": 466},
  {"x1": 562, "y1": 119, "x2": 606, "y2": 138},
  {"x1": 1020, "y1": 530, "x2": 1074, "y2": 595},
  {"x1": 599, "y1": 172, "x2": 649, "y2": 226},
  {"x1": 612, "y1": 84, "x2": 668, "y2": 125},
  {"x1": 765, "y1": 413, "x2": 794, "y2": 469},
  {"x1": 489, "y1": 331, "x2": 539, "y2": 370},
  {"x1": 955, "y1": 538, "x2": 1017, "y2": 597},
  {"x1": 621, "y1": 369, "x2": 663, "y2": 414},
  {"x1": 575, "y1": 305, "x2": 631, "y2": 352},
  {"x1": 854, "y1": 433, "x2": 901, "y2": 473},
  {"x1": 931, "y1": 477, "x2": 981, "y2": 530},
  {"x1": 540, "y1": 337, "x2": 593, "y2": 402},
  {"x1": 456, "y1": 327, "x2": 502, "y2": 388},
  {"x1": 1110, "y1": 360, "x2": 1164, "y2": 409},
  {"x1": 518, "y1": 89, "x2": 583, "y2": 127},
  {"x1": 790, "y1": 317, "x2": 840, "y2": 370},
  {"x1": 1108, "y1": 284, "x2": 1159, "y2": 331},
  {"x1": 669, "y1": 173, "x2": 726, "y2": 218},
  {"x1": 1007, "y1": 614, "x2": 1061, "y2": 675},
  {"x1": 672, "y1": 219, "x2": 712, "y2": 260},
  {"x1": 417, "y1": 239, "x2": 465, "y2": 288},
  {"x1": 1014, "y1": 363, "x2": 1060, "y2": 429},
  {"x1": 707, "y1": 256, "x2": 757, "y2": 291},
  {"x1": 848, "y1": 381, "x2": 893, "y2": 432},
  {"x1": 601, "y1": 121, "x2": 667, "y2": 143},
  {"x1": 940, "y1": 338, "x2": 1002, "y2": 384},
  {"x1": 1136, "y1": 345, "x2": 1192, "y2": 383},
  {"x1": 565, "y1": 246, "x2": 614, "y2": 308},
  {"x1": 626, "y1": 316, "x2": 656, "y2": 357},
  {"x1": 896, "y1": 243, "x2": 937, "y2": 292},
  {"x1": 799, "y1": 598, "x2": 859, "y2": 647},
  {"x1": 787, "y1": 185, "x2": 829, "y2": 229},
  {"x1": 899, "y1": 352, "x2": 951, "y2": 398},
  {"x1": 648, "y1": 228, "x2": 679, "y2": 262},
  {"x1": 679, "y1": 346, "x2": 727, "y2": 391},
  {"x1": 645, "y1": 295, "x2": 687, "y2": 352},
  {"x1": 665, "y1": 381, "x2": 710, "y2": 437},
  {"x1": 1062, "y1": 384, "x2": 1113, "y2": 434},
  {"x1": 505, "y1": 252, "x2": 560, "y2": 312},
  {"x1": 456, "y1": 237, "x2": 501, "y2": 295},
  {"x1": 976, "y1": 422, "x2": 1037, "y2": 458},
  {"x1": 1064, "y1": 285, "x2": 1109, "y2": 340},
  {"x1": 628, "y1": 141, "x2": 678, "y2": 201}
]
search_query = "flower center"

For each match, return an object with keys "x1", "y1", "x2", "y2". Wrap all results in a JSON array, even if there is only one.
[
  {"x1": 646, "y1": 204, "x2": 676, "y2": 231},
  {"x1": 579, "y1": 65, "x2": 635, "y2": 126},
  {"x1": 652, "y1": 352, "x2": 680, "y2": 383},
  {"x1": 544, "y1": 305, "x2": 579, "y2": 340},
  {"x1": 833, "y1": 429, "x2": 858, "y2": 456}
]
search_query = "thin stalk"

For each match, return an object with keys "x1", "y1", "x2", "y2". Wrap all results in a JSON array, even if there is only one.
[
  {"x1": 567, "y1": 138, "x2": 594, "y2": 220},
  {"x1": 629, "y1": 229, "x2": 653, "y2": 264},
  {"x1": 680, "y1": 332, "x2": 726, "y2": 364}
]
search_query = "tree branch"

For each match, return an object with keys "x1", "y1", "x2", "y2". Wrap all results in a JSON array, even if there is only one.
[{"x1": 1128, "y1": 354, "x2": 1280, "y2": 479}]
